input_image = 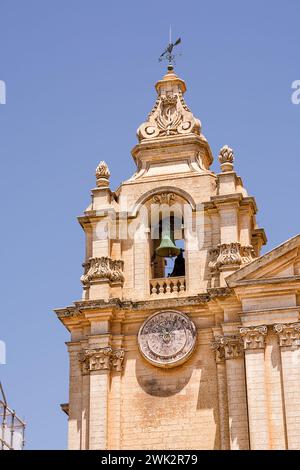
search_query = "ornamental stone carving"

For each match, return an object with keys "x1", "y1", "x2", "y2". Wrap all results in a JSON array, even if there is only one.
[
  {"x1": 79, "y1": 347, "x2": 125, "y2": 373},
  {"x1": 95, "y1": 161, "x2": 110, "y2": 187},
  {"x1": 151, "y1": 192, "x2": 176, "y2": 205},
  {"x1": 219, "y1": 145, "x2": 234, "y2": 172},
  {"x1": 81, "y1": 257, "x2": 124, "y2": 286},
  {"x1": 240, "y1": 245, "x2": 256, "y2": 265},
  {"x1": 240, "y1": 326, "x2": 268, "y2": 350},
  {"x1": 209, "y1": 243, "x2": 255, "y2": 272},
  {"x1": 273, "y1": 323, "x2": 300, "y2": 347},
  {"x1": 137, "y1": 89, "x2": 201, "y2": 141},
  {"x1": 138, "y1": 310, "x2": 197, "y2": 368},
  {"x1": 211, "y1": 335, "x2": 243, "y2": 363}
]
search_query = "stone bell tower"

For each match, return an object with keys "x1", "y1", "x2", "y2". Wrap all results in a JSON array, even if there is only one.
[{"x1": 56, "y1": 65, "x2": 300, "y2": 450}]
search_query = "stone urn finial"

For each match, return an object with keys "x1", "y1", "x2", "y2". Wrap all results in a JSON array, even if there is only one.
[
  {"x1": 95, "y1": 161, "x2": 110, "y2": 188},
  {"x1": 218, "y1": 145, "x2": 234, "y2": 172}
]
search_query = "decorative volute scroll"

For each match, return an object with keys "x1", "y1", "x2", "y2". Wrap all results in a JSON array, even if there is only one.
[
  {"x1": 209, "y1": 243, "x2": 256, "y2": 272},
  {"x1": 95, "y1": 160, "x2": 110, "y2": 187},
  {"x1": 274, "y1": 323, "x2": 300, "y2": 347},
  {"x1": 211, "y1": 335, "x2": 243, "y2": 362},
  {"x1": 78, "y1": 347, "x2": 125, "y2": 373},
  {"x1": 240, "y1": 326, "x2": 268, "y2": 350},
  {"x1": 81, "y1": 257, "x2": 124, "y2": 286},
  {"x1": 137, "y1": 68, "x2": 201, "y2": 142}
]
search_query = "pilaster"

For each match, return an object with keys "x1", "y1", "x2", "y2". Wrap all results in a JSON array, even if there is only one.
[
  {"x1": 212, "y1": 335, "x2": 249, "y2": 449},
  {"x1": 240, "y1": 325, "x2": 269, "y2": 449},
  {"x1": 79, "y1": 346, "x2": 125, "y2": 450},
  {"x1": 274, "y1": 322, "x2": 300, "y2": 449}
]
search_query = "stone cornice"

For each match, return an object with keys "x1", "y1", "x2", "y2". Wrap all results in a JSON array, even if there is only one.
[
  {"x1": 78, "y1": 347, "x2": 125, "y2": 373},
  {"x1": 240, "y1": 325, "x2": 268, "y2": 350},
  {"x1": 204, "y1": 194, "x2": 258, "y2": 216},
  {"x1": 211, "y1": 335, "x2": 243, "y2": 362},
  {"x1": 207, "y1": 287, "x2": 234, "y2": 299},
  {"x1": 228, "y1": 275, "x2": 300, "y2": 288},
  {"x1": 54, "y1": 288, "x2": 235, "y2": 322},
  {"x1": 273, "y1": 322, "x2": 300, "y2": 348}
]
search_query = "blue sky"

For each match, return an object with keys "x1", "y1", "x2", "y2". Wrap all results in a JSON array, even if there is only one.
[{"x1": 0, "y1": 0, "x2": 299, "y2": 449}]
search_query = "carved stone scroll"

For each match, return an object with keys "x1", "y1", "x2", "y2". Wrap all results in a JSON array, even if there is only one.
[{"x1": 81, "y1": 257, "x2": 124, "y2": 286}]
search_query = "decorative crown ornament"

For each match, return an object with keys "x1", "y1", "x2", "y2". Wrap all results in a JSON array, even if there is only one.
[
  {"x1": 95, "y1": 161, "x2": 110, "y2": 187},
  {"x1": 218, "y1": 145, "x2": 234, "y2": 172},
  {"x1": 137, "y1": 68, "x2": 201, "y2": 142}
]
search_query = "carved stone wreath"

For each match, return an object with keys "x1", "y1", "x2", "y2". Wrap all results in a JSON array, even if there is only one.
[{"x1": 138, "y1": 311, "x2": 197, "y2": 368}]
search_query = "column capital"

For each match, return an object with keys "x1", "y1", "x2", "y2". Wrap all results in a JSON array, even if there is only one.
[
  {"x1": 273, "y1": 322, "x2": 300, "y2": 348},
  {"x1": 78, "y1": 347, "x2": 125, "y2": 373},
  {"x1": 212, "y1": 335, "x2": 243, "y2": 362},
  {"x1": 240, "y1": 325, "x2": 267, "y2": 350}
]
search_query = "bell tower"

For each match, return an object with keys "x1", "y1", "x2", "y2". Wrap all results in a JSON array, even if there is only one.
[{"x1": 56, "y1": 65, "x2": 268, "y2": 450}]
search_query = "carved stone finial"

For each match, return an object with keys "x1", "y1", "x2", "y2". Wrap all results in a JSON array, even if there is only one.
[
  {"x1": 219, "y1": 145, "x2": 234, "y2": 172},
  {"x1": 95, "y1": 161, "x2": 110, "y2": 187}
]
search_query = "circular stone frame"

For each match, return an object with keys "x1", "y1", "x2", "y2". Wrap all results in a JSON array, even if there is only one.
[{"x1": 138, "y1": 310, "x2": 197, "y2": 369}]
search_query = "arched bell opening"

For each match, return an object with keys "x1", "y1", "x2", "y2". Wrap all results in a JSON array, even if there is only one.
[{"x1": 150, "y1": 212, "x2": 185, "y2": 280}]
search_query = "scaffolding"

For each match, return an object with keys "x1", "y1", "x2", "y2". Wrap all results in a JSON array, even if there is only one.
[{"x1": 0, "y1": 382, "x2": 25, "y2": 450}]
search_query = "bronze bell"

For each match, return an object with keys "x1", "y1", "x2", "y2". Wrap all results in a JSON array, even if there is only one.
[{"x1": 155, "y1": 218, "x2": 181, "y2": 258}]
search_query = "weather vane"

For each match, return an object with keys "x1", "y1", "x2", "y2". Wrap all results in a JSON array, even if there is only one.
[{"x1": 159, "y1": 26, "x2": 181, "y2": 68}]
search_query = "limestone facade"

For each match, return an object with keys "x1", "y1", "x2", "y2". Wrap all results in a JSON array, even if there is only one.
[{"x1": 55, "y1": 66, "x2": 300, "y2": 450}]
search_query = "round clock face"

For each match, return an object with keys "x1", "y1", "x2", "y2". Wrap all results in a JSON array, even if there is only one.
[{"x1": 138, "y1": 311, "x2": 197, "y2": 368}]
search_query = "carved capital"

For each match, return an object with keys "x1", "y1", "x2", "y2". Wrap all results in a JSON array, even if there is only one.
[
  {"x1": 78, "y1": 347, "x2": 125, "y2": 373},
  {"x1": 81, "y1": 257, "x2": 124, "y2": 286},
  {"x1": 212, "y1": 335, "x2": 243, "y2": 362},
  {"x1": 240, "y1": 326, "x2": 268, "y2": 350},
  {"x1": 111, "y1": 349, "x2": 126, "y2": 372},
  {"x1": 273, "y1": 323, "x2": 300, "y2": 348}
]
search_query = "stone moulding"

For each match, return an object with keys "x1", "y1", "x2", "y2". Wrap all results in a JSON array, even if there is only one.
[
  {"x1": 211, "y1": 335, "x2": 243, "y2": 362},
  {"x1": 80, "y1": 257, "x2": 124, "y2": 286},
  {"x1": 78, "y1": 347, "x2": 125, "y2": 373},
  {"x1": 209, "y1": 243, "x2": 256, "y2": 272},
  {"x1": 54, "y1": 289, "x2": 234, "y2": 320},
  {"x1": 239, "y1": 325, "x2": 268, "y2": 350},
  {"x1": 273, "y1": 323, "x2": 300, "y2": 347}
]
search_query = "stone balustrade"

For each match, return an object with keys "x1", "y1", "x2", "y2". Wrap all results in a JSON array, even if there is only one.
[{"x1": 149, "y1": 276, "x2": 186, "y2": 296}]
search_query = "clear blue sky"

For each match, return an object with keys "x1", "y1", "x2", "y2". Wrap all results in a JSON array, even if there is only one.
[{"x1": 0, "y1": 0, "x2": 299, "y2": 449}]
